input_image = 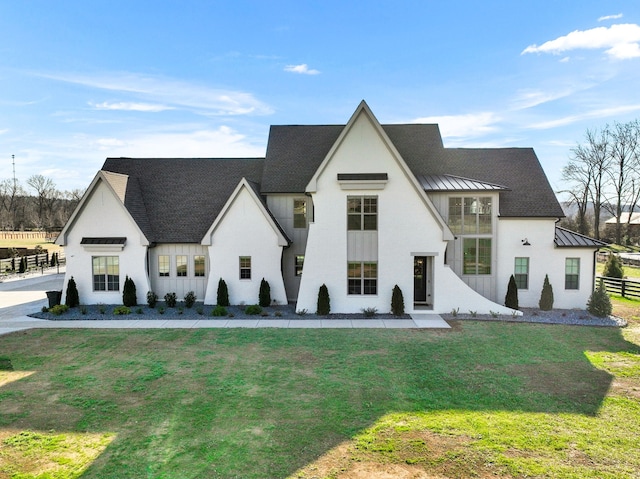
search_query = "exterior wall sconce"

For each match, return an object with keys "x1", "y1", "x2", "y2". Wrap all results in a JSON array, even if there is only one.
[{"x1": 522, "y1": 238, "x2": 531, "y2": 246}]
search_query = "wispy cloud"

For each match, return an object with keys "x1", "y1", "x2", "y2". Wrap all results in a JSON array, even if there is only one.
[
  {"x1": 284, "y1": 64, "x2": 320, "y2": 75},
  {"x1": 510, "y1": 88, "x2": 574, "y2": 110},
  {"x1": 39, "y1": 71, "x2": 273, "y2": 115},
  {"x1": 522, "y1": 23, "x2": 640, "y2": 60},
  {"x1": 528, "y1": 104, "x2": 640, "y2": 129},
  {"x1": 90, "y1": 101, "x2": 174, "y2": 112},
  {"x1": 412, "y1": 112, "x2": 500, "y2": 138},
  {"x1": 598, "y1": 14, "x2": 623, "y2": 22}
]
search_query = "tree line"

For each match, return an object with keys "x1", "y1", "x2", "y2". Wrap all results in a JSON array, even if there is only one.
[
  {"x1": 0, "y1": 174, "x2": 84, "y2": 231},
  {"x1": 560, "y1": 119, "x2": 640, "y2": 244}
]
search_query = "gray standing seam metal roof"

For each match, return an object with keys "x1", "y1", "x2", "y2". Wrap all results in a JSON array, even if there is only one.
[
  {"x1": 555, "y1": 226, "x2": 608, "y2": 247},
  {"x1": 101, "y1": 122, "x2": 565, "y2": 244}
]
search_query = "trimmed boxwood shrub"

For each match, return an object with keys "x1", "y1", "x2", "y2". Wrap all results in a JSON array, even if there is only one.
[
  {"x1": 391, "y1": 285, "x2": 405, "y2": 316},
  {"x1": 504, "y1": 275, "x2": 519, "y2": 310},
  {"x1": 113, "y1": 306, "x2": 131, "y2": 315},
  {"x1": 538, "y1": 274, "x2": 554, "y2": 311},
  {"x1": 259, "y1": 278, "x2": 271, "y2": 307},
  {"x1": 211, "y1": 305, "x2": 228, "y2": 317},
  {"x1": 245, "y1": 304, "x2": 262, "y2": 315},
  {"x1": 123, "y1": 276, "x2": 137, "y2": 307},
  {"x1": 65, "y1": 276, "x2": 79, "y2": 308},
  {"x1": 217, "y1": 279, "x2": 230, "y2": 306},
  {"x1": 317, "y1": 284, "x2": 330, "y2": 315}
]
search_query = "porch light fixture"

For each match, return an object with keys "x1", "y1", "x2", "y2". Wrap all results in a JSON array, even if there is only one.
[{"x1": 521, "y1": 238, "x2": 531, "y2": 246}]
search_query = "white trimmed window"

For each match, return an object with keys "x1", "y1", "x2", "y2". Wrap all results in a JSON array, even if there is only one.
[
  {"x1": 347, "y1": 196, "x2": 377, "y2": 231},
  {"x1": 565, "y1": 258, "x2": 580, "y2": 290},
  {"x1": 239, "y1": 256, "x2": 251, "y2": 280},
  {"x1": 194, "y1": 256, "x2": 205, "y2": 277},
  {"x1": 348, "y1": 261, "x2": 377, "y2": 295},
  {"x1": 176, "y1": 255, "x2": 187, "y2": 277},
  {"x1": 295, "y1": 255, "x2": 304, "y2": 276},
  {"x1": 463, "y1": 238, "x2": 491, "y2": 275},
  {"x1": 92, "y1": 256, "x2": 119, "y2": 291},
  {"x1": 158, "y1": 255, "x2": 170, "y2": 277},
  {"x1": 514, "y1": 257, "x2": 529, "y2": 289},
  {"x1": 293, "y1": 199, "x2": 307, "y2": 228}
]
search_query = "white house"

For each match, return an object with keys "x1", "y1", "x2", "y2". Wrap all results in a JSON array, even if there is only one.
[{"x1": 56, "y1": 101, "x2": 606, "y2": 314}]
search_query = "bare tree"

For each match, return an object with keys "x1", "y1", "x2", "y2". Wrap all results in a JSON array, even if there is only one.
[{"x1": 26, "y1": 174, "x2": 57, "y2": 230}]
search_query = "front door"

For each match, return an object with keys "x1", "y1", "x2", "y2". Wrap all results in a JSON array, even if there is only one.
[{"x1": 414, "y1": 256, "x2": 427, "y2": 303}]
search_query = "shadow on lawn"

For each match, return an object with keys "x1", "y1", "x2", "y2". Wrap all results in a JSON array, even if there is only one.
[{"x1": 0, "y1": 321, "x2": 638, "y2": 478}]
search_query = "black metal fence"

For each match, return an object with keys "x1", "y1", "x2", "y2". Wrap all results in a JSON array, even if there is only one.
[{"x1": 596, "y1": 275, "x2": 640, "y2": 300}]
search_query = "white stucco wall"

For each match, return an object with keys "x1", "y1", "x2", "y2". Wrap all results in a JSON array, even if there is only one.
[
  {"x1": 296, "y1": 109, "x2": 515, "y2": 315},
  {"x1": 496, "y1": 218, "x2": 596, "y2": 309},
  {"x1": 60, "y1": 179, "x2": 150, "y2": 305},
  {"x1": 203, "y1": 185, "x2": 287, "y2": 305}
]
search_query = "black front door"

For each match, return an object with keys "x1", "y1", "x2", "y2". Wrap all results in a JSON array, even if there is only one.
[{"x1": 414, "y1": 256, "x2": 427, "y2": 303}]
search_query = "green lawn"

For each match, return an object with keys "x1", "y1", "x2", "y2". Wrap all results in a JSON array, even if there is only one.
[{"x1": 0, "y1": 318, "x2": 639, "y2": 478}]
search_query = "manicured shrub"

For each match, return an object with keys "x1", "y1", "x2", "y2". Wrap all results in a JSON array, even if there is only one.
[
  {"x1": 18, "y1": 257, "x2": 26, "y2": 274},
  {"x1": 538, "y1": 274, "x2": 554, "y2": 311},
  {"x1": 122, "y1": 275, "x2": 137, "y2": 307},
  {"x1": 164, "y1": 292, "x2": 177, "y2": 308},
  {"x1": 65, "y1": 276, "x2": 80, "y2": 308},
  {"x1": 317, "y1": 284, "x2": 330, "y2": 315},
  {"x1": 217, "y1": 279, "x2": 230, "y2": 306},
  {"x1": 603, "y1": 254, "x2": 624, "y2": 279},
  {"x1": 147, "y1": 291, "x2": 158, "y2": 308},
  {"x1": 259, "y1": 278, "x2": 271, "y2": 307},
  {"x1": 113, "y1": 306, "x2": 131, "y2": 315},
  {"x1": 184, "y1": 291, "x2": 197, "y2": 308},
  {"x1": 391, "y1": 284, "x2": 405, "y2": 316},
  {"x1": 587, "y1": 280, "x2": 612, "y2": 317},
  {"x1": 504, "y1": 275, "x2": 518, "y2": 310},
  {"x1": 211, "y1": 305, "x2": 228, "y2": 317},
  {"x1": 362, "y1": 307, "x2": 377, "y2": 318},
  {"x1": 245, "y1": 304, "x2": 262, "y2": 315},
  {"x1": 48, "y1": 304, "x2": 69, "y2": 316}
]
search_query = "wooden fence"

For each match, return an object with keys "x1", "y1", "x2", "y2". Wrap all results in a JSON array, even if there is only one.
[
  {"x1": 596, "y1": 275, "x2": 640, "y2": 300},
  {"x1": 0, "y1": 251, "x2": 65, "y2": 275}
]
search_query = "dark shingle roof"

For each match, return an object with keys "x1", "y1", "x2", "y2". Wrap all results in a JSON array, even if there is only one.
[
  {"x1": 555, "y1": 226, "x2": 608, "y2": 248},
  {"x1": 102, "y1": 158, "x2": 264, "y2": 243},
  {"x1": 261, "y1": 123, "x2": 564, "y2": 218}
]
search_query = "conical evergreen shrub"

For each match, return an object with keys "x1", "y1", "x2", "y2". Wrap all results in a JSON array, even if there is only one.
[
  {"x1": 317, "y1": 284, "x2": 330, "y2": 315},
  {"x1": 391, "y1": 285, "x2": 405, "y2": 316},
  {"x1": 603, "y1": 254, "x2": 624, "y2": 279},
  {"x1": 217, "y1": 278, "x2": 230, "y2": 306},
  {"x1": 538, "y1": 274, "x2": 554, "y2": 311},
  {"x1": 505, "y1": 275, "x2": 519, "y2": 310},
  {"x1": 259, "y1": 278, "x2": 271, "y2": 307},
  {"x1": 65, "y1": 276, "x2": 79, "y2": 308},
  {"x1": 587, "y1": 280, "x2": 612, "y2": 317},
  {"x1": 122, "y1": 275, "x2": 137, "y2": 306}
]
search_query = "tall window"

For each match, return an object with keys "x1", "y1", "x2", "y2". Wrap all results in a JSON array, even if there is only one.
[
  {"x1": 448, "y1": 196, "x2": 492, "y2": 234},
  {"x1": 239, "y1": 256, "x2": 251, "y2": 279},
  {"x1": 295, "y1": 255, "x2": 304, "y2": 276},
  {"x1": 347, "y1": 196, "x2": 377, "y2": 231},
  {"x1": 194, "y1": 256, "x2": 205, "y2": 277},
  {"x1": 293, "y1": 199, "x2": 307, "y2": 228},
  {"x1": 514, "y1": 257, "x2": 529, "y2": 289},
  {"x1": 463, "y1": 238, "x2": 491, "y2": 275},
  {"x1": 158, "y1": 255, "x2": 170, "y2": 277},
  {"x1": 176, "y1": 255, "x2": 187, "y2": 277},
  {"x1": 347, "y1": 262, "x2": 377, "y2": 295},
  {"x1": 565, "y1": 258, "x2": 580, "y2": 290},
  {"x1": 92, "y1": 256, "x2": 119, "y2": 291}
]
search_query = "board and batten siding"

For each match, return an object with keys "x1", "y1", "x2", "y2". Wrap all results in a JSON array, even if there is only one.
[
  {"x1": 148, "y1": 244, "x2": 208, "y2": 301},
  {"x1": 266, "y1": 194, "x2": 311, "y2": 301}
]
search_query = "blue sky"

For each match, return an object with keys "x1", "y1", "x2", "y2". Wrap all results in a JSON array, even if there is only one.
[{"x1": 2, "y1": 1, "x2": 640, "y2": 196}]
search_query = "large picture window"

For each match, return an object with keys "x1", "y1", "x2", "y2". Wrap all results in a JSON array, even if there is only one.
[
  {"x1": 448, "y1": 196, "x2": 492, "y2": 234},
  {"x1": 347, "y1": 196, "x2": 377, "y2": 231},
  {"x1": 92, "y1": 256, "x2": 119, "y2": 291},
  {"x1": 463, "y1": 238, "x2": 491, "y2": 275},
  {"x1": 565, "y1": 258, "x2": 580, "y2": 290},
  {"x1": 347, "y1": 262, "x2": 377, "y2": 295}
]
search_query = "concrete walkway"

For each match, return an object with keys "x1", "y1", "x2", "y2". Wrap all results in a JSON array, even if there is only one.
[{"x1": 0, "y1": 272, "x2": 450, "y2": 335}]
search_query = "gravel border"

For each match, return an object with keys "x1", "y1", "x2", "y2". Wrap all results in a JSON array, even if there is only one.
[{"x1": 30, "y1": 303, "x2": 626, "y2": 327}]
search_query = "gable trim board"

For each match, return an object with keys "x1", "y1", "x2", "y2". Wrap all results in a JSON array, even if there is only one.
[{"x1": 58, "y1": 101, "x2": 604, "y2": 313}]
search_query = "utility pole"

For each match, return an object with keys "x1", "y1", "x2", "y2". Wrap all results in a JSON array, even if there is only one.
[{"x1": 11, "y1": 154, "x2": 16, "y2": 190}]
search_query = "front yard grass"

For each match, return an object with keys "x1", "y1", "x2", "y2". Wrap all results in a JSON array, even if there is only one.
[{"x1": 0, "y1": 304, "x2": 638, "y2": 478}]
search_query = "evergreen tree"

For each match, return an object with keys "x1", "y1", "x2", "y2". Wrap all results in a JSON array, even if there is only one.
[
  {"x1": 602, "y1": 254, "x2": 624, "y2": 279},
  {"x1": 587, "y1": 280, "x2": 612, "y2": 317},
  {"x1": 538, "y1": 274, "x2": 554, "y2": 311},
  {"x1": 18, "y1": 257, "x2": 26, "y2": 274},
  {"x1": 259, "y1": 278, "x2": 271, "y2": 307},
  {"x1": 505, "y1": 275, "x2": 519, "y2": 310},
  {"x1": 391, "y1": 285, "x2": 405, "y2": 316},
  {"x1": 65, "y1": 276, "x2": 79, "y2": 307},
  {"x1": 122, "y1": 275, "x2": 137, "y2": 306},
  {"x1": 217, "y1": 278, "x2": 230, "y2": 306},
  {"x1": 317, "y1": 284, "x2": 330, "y2": 315}
]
